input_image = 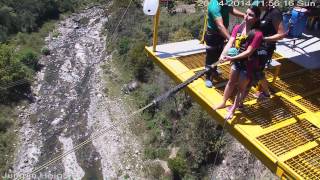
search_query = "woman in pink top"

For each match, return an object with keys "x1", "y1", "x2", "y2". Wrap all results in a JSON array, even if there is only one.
[{"x1": 214, "y1": 6, "x2": 263, "y2": 119}]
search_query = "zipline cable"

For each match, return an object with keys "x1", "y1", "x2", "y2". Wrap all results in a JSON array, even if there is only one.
[
  {"x1": 27, "y1": 0, "x2": 229, "y2": 175},
  {"x1": 30, "y1": 58, "x2": 223, "y2": 175}
]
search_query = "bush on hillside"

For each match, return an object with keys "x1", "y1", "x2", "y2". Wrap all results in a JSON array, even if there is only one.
[
  {"x1": 0, "y1": 44, "x2": 33, "y2": 101},
  {"x1": 18, "y1": 49, "x2": 39, "y2": 70},
  {"x1": 41, "y1": 47, "x2": 50, "y2": 56},
  {"x1": 168, "y1": 156, "x2": 188, "y2": 178},
  {"x1": 127, "y1": 41, "x2": 153, "y2": 82},
  {"x1": 0, "y1": 117, "x2": 13, "y2": 133},
  {"x1": 170, "y1": 28, "x2": 193, "y2": 41}
]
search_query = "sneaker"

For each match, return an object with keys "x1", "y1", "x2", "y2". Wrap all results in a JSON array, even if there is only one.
[
  {"x1": 205, "y1": 79, "x2": 213, "y2": 88},
  {"x1": 261, "y1": 92, "x2": 271, "y2": 98},
  {"x1": 253, "y1": 92, "x2": 270, "y2": 99},
  {"x1": 226, "y1": 105, "x2": 244, "y2": 112}
]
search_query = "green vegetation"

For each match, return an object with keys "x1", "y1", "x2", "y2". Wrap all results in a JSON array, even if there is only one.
[
  {"x1": 0, "y1": 105, "x2": 17, "y2": 174},
  {"x1": 41, "y1": 47, "x2": 51, "y2": 56},
  {"x1": 0, "y1": 0, "x2": 106, "y2": 43},
  {"x1": 0, "y1": 0, "x2": 107, "y2": 174},
  {"x1": 144, "y1": 147, "x2": 170, "y2": 160},
  {"x1": 0, "y1": 44, "x2": 34, "y2": 102},
  {"x1": 143, "y1": 161, "x2": 166, "y2": 179},
  {"x1": 10, "y1": 21, "x2": 57, "y2": 53},
  {"x1": 104, "y1": 1, "x2": 231, "y2": 179},
  {"x1": 168, "y1": 156, "x2": 188, "y2": 179}
]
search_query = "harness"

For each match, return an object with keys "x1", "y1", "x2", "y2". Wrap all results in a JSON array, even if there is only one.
[
  {"x1": 258, "y1": 8, "x2": 279, "y2": 68},
  {"x1": 234, "y1": 24, "x2": 270, "y2": 71},
  {"x1": 235, "y1": 23, "x2": 256, "y2": 52},
  {"x1": 233, "y1": 23, "x2": 257, "y2": 70},
  {"x1": 256, "y1": 43, "x2": 270, "y2": 70}
]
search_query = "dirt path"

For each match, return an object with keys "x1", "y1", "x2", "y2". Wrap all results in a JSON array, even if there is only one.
[{"x1": 13, "y1": 6, "x2": 144, "y2": 179}]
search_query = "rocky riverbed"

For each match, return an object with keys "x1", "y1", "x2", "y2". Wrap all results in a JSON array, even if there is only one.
[{"x1": 13, "y1": 6, "x2": 144, "y2": 179}]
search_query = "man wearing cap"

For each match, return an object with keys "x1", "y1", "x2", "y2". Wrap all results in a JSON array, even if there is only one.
[{"x1": 204, "y1": 0, "x2": 245, "y2": 88}]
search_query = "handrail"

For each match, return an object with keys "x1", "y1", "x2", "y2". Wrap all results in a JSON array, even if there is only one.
[
  {"x1": 152, "y1": 3, "x2": 161, "y2": 52},
  {"x1": 200, "y1": 13, "x2": 208, "y2": 44}
]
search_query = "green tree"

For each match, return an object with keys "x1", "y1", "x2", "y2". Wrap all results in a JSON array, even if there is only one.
[
  {"x1": 0, "y1": 44, "x2": 33, "y2": 100},
  {"x1": 168, "y1": 156, "x2": 188, "y2": 179},
  {"x1": 18, "y1": 49, "x2": 39, "y2": 70},
  {"x1": 57, "y1": 0, "x2": 75, "y2": 13},
  {"x1": 0, "y1": 25, "x2": 8, "y2": 42},
  {"x1": 127, "y1": 41, "x2": 153, "y2": 81},
  {"x1": 170, "y1": 28, "x2": 193, "y2": 42},
  {"x1": 0, "y1": 0, "x2": 87, "y2": 42},
  {"x1": 118, "y1": 37, "x2": 131, "y2": 55},
  {"x1": 0, "y1": 106, "x2": 14, "y2": 130}
]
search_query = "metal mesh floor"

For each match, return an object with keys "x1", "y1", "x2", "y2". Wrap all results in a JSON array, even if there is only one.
[
  {"x1": 297, "y1": 91, "x2": 320, "y2": 112},
  {"x1": 257, "y1": 119, "x2": 320, "y2": 156},
  {"x1": 274, "y1": 58, "x2": 304, "y2": 76},
  {"x1": 241, "y1": 97, "x2": 305, "y2": 128},
  {"x1": 178, "y1": 52, "x2": 205, "y2": 69},
  {"x1": 272, "y1": 71, "x2": 320, "y2": 97},
  {"x1": 149, "y1": 43, "x2": 320, "y2": 179},
  {"x1": 285, "y1": 145, "x2": 320, "y2": 179},
  {"x1": 177, "y1": 53, "x2": 306, "y2": 86}
]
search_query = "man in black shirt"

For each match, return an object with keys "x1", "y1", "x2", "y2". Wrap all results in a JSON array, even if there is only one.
[{"x1": 252, "y1": 0, "x2": 287, "y2": 98}]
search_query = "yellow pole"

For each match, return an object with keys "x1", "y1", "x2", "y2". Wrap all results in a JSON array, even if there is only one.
[
  {"x1": 200, "y1": 14, "x2": 208, "y2": 44},
  {"x1": 152, "y1": 5, "x2": 160, "y2": 52}
]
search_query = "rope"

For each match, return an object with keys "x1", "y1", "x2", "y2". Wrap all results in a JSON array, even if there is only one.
[
  {"x1": 213, "y1": 116, "x2": 229, "y2": 167},
  {"x1": 29, "y1": 70, "x2": 206, "y2": 175},
  {"x1": 152, "y1": 68, "x2": 208, "y2": 104},
  {"x1": 30, "y1": 58, "x2": 225, "y2": 175},
  {"x1": 152, "y1": 55, "x2": 224, "y2": 104},
  {"x1": 107, "y1": 0, "x2": 133, "y2": 44},
  {"x1": 27, "y1": 1, "x2": 227, "y2": 175}
]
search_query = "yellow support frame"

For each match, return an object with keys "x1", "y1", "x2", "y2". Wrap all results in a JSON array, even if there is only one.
[
  {"x1": 152, "y1": 7, "x2": 161, "y2": 52},
  {"x1": 200, "y1": 14, "x2": 208, "y2": 44},
  {"x1": 145, "y1": 4, "x2": 320, "y2": 179},
  {"x1": 145, "y1": 44, "x2": 320, "y2": 179}
]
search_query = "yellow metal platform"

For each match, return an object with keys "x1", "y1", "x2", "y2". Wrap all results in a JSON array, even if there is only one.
[{"x1": 145, "y1": 39, "x2": 320, "y2": 179}]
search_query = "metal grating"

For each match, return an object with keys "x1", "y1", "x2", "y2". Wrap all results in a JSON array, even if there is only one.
[
  {"x1": 241, "y1": 96, "x2": 305, "y2": 128},
  {"x1": 297, "y1": 92, "x2": 320, "y2": 112},
  {"x1": 274, "y1": 58, "x2": 303, "y2": 76},
  {"x1": 177, "y1": 53, "x2": 205, "y2": 70},
  {"x1": 257, "y1": 119, "x2": 320, "y2": 156},
  {"x1": 178, "y1": 53, "x2": 301, "y2": 76},
  {"x1": 215, "y1": 85, "x2": 257, "y2": 103},
  {"x1": 212, "y1": 64, "x2": 231, "y2": 83},
  {"x1": 177, "y1": 53, "x2": 307, "y2": 88},
  {"x1": 178, "y1": 53, "x2": 231, "y2": 84},
  {"x1": 285, "y1": 145, "x2": 320, "y2": 179},
  {"x1": 264, "y1": 58, "x2": 302, "y2": 79},
  {"x1": 272, "y1": 71, "x2": 320, "y2": 97},
  {"x1": 244, "y1": 89, "x2": 260, "y2": 102},
  {"x1": 264, "y1": 69, "x2": 274, "y2": 79}
]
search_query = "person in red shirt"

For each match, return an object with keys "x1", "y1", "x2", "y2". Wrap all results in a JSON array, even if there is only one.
[{"x1": 214, "y1": 6, "x2": 263, "y2": 119}]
